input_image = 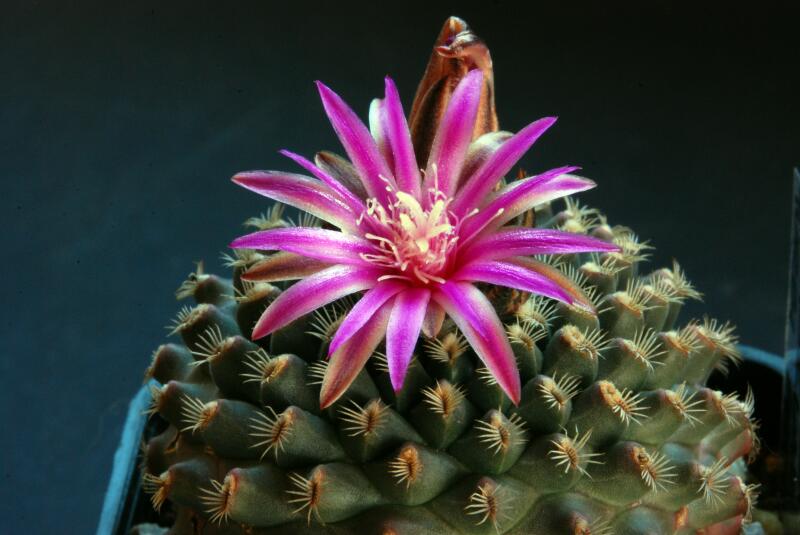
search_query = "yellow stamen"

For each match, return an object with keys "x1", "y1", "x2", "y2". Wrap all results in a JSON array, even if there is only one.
[{"x1": 360, "y1": 187, "x2": 459, "y2": 285}]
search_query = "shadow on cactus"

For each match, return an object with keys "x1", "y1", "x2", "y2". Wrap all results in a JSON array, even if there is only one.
[{"x1": 136, "y1": 16, "x2": 762, "y2": 535}]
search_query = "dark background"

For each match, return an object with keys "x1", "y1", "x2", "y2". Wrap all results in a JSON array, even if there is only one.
[{"x1": 2, "y1": 1, "x2": 798, "y2": 532}]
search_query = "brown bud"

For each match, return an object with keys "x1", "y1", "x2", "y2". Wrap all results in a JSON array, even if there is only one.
[{"x1": 409, "y1": 17, "x2": 498, "y2": 166}]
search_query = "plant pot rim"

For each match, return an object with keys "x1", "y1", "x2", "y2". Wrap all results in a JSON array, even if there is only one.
[{"x1": 97, "y1": 383, "x2": 153, "y2": 535}]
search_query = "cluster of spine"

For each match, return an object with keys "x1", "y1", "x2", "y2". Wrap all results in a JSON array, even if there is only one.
[{"x1": 137, "y1": 200, "x2": 759, "y2": 535}]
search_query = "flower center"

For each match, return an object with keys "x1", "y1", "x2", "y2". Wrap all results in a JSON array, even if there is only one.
[{"x1": 358, "y1": 190, "x2": 459, "y2": 284}]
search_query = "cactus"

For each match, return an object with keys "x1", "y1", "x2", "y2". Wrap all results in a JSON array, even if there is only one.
[{"x1": 136, "y1": 17, "x2": 760, "y2": 535}]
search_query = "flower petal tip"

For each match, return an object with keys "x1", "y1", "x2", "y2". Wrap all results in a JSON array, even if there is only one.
[
  {"x1": 534, "y1": 116, "x2": 558, "y2": 133},
  {"x1": 250, "y1": 323, "x2": 270, "y2": 341},
  {"x1": 231, "y1": 172, "x2": 262, "y2": 188},
  {"x1": 539, "y1": 116, "x2": 558, "y2": 132},
  {"x1": 564, "y1": 173, "x2": 596, "y2": 192},
  {"x1": 383, "y1": 77, "x2": 400, "y2": 101},
  {"x1": 504, "y1": 378, "x2": 522, "y2": 406},
  {"x1": 315, "y1": 81, "x2": 337, "y2": 103},
  {"x1": 239, "y1": 271, "x2": 258, "y2": 282},
  {"x1": 228, "y1": 237, "x2": 246, "y2": 249},
  {"x1": 571, "y1": 298, "x2": 597, "y2": 316},
  {"x1": 315, "y1": 80, "x2": 334, "y2": 98},
  {"x1": 319, "y1": 391, "x2": 336, "y2": 410}
]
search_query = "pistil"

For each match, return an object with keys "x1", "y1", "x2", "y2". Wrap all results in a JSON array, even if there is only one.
[{"x1": 357, "y1": 189, "x2": 459, "y2": 285}]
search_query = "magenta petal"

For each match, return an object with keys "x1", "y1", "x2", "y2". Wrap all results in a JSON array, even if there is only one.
[
  {"x1": 383, "y1": 77, "x2": 421, "y2": 199},
  {"x1": 316, "y1": 81, "x2": 397, "y2": 205},
  {"x1": 423, "y1": 69, "x2": 484, "y2": 199},
  {"x1": 460, "y1": 167, "x2": 591, "y2": 242},
  {"x1": 230, "y1": 227, "x2": 375, "y2": 266},
  {"x1": 452, "y1": 117, "x2": 557, "y2": 216},
  {"x1": 320, "y1": 300, "x2": 392, "y2": 408},
  {"x1": 232, "y1": 171, "x2": 358, "y2": 232},
  {"x1": 432, "y1": 282, "x2": 521, "y2": 404},
  {"x1": 386, "y1": 288, "x2": 430, "y2": 392},
  {"x1": 251, "y1": 265, "x2": 380, "y2": 340},
  {"x1": 452, "y1": 260, "x2": 574, "y2": 305},
  {"x1": 485, "y1": 170, "x2": 591, "y2": 227},
  {"x1": 328, "y1": 281, "x2": 406, "y2": 355},
  {"x1": 461, "y1": 227, "x2": 619, "y2": 263},
  {"x1": 279, "y1": 150, "x2": 366, "y2": 214}
]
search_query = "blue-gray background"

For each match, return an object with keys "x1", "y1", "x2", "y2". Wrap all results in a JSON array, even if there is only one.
[{"x1": 2, "y1": 1, "x2": 798, "y2": 532}]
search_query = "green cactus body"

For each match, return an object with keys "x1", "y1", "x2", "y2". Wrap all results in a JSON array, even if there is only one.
[
  {"x1": 139, "y1": 208, "x2": 758, "y2": 535},
  {"x1": 135, "y1": 15, "x2": 759, "y2": 535}
]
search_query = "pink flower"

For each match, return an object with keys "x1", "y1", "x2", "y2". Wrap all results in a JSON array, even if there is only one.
[{"x1": 230, "y1": 70, "x2": 618, "y2": 408}]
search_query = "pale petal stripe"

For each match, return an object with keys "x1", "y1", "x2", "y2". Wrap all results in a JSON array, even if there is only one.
[
  {"x1": 386, "y1": 288, "x2": 430, "y2": 391},
  {"x1": 369, "y1": 98, "x2": 395, "y2": 174}
]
